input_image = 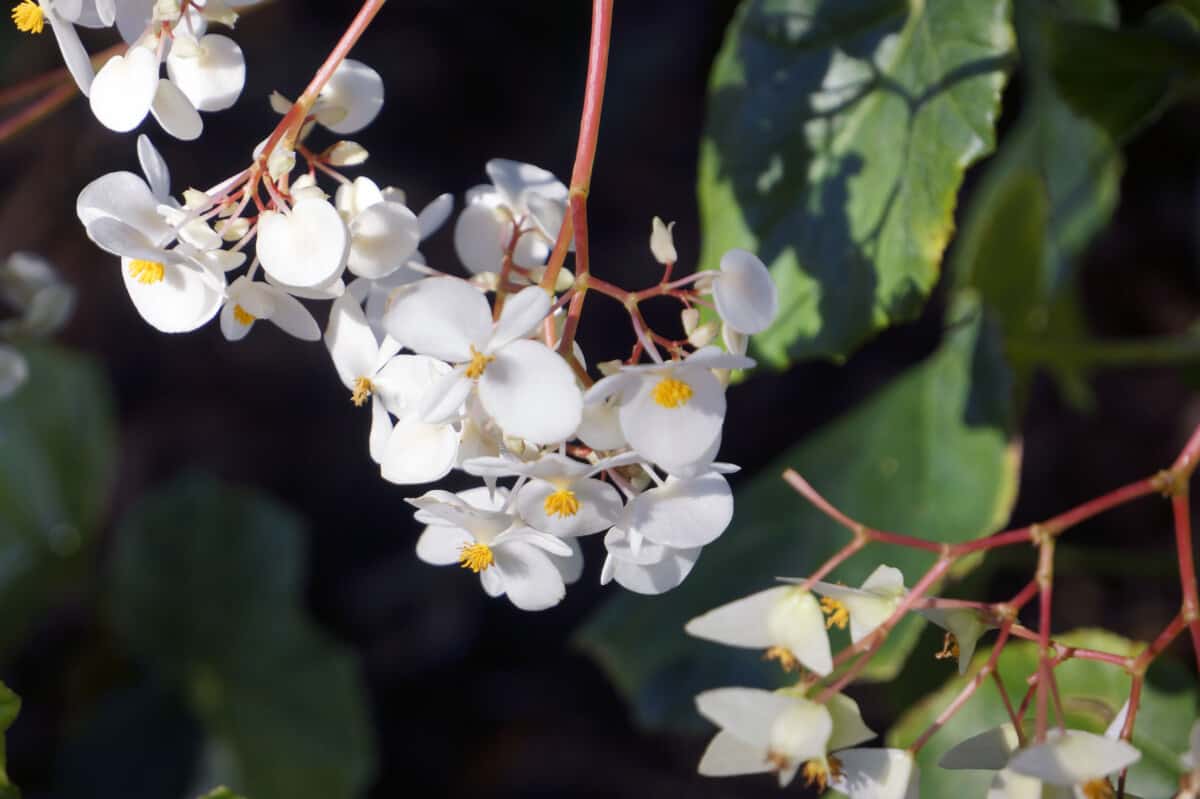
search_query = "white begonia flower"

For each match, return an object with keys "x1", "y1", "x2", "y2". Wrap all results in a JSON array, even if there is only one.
[
  {"x1": 650, "y1": 216, "x2": 677, "y2": 265},
  {"x1": 463, "y1": 451, "x2": 627, "y2": 538},
  {"x1": 165, "y1": 33, "x2": 245, "y2": 110},
  {"x1": 409, "y1": 486, "x2": 573, "y2": 611},
  {"x1": 828, "y1": 748, "x2": 920, "y2": 799},
  {"x1": 0, "y1": 345, "x2": 29, "y2": 399},
  {"x1": 584, "y1": 347, "x2": 753, "y2": 476},
  {"x1": 0, "y1": 252, "x2": 75, "y2": 337},
  {"x1": 312, "y1": 58, "x2": 383, "y2": 134},
  {"x1": 334, "y1": 177, "x2": 422, "y2": 280},
  {"x1": 624, "y1": 470, "x2": 733, "y2": 550},
  {"x1": 372, "y1": 355, "x2": 460, "y2": 485},
  {"x1": 695, "y1": 688, "x2": 875, "y2": 790},
  {"x1": 917, "y1": 605, "x2": 995, "y2": 675},
  {"x1": 685, "y1": 585, "x2": 833, "y2": 676},
  {"x1": 712, "y1": 248, "x2": 779, "y2": 335},
  {"x1": 89, "y1": 44, "x2": 161, "y2": 133},
  {"x1": 803, "y1": 564, "x2": 908, "y2": 644},
  {"x1": 117, "y1": 252, "x2": 224, "y2": 333},
  {"x1": 453, "y1": 159, "x2": 569, "y2": 275},
  {"x1": 382, "y1": 277, "x2": 582, "y2": 446},
  {"x1": 600, "y1": 520, "x2": 700, "y2": 595},
  {"x1": 219, "y1": 275, "x2": 319, "y2": 342},
  {"x1": 256, "y1": 197, "x2": 350, "y2": 288},
  {"x1": 576, "y1": 395, "x2": 626, "y2": 451}
]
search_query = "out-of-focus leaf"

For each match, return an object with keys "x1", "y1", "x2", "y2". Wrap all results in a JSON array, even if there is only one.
[
  {"x1": 888, "y1": 629, "x2": 1198, "y2": 798},
  {"x1": 0, "y1": 681, "x2": 19, "y2": 799},
  {"x1": 197, "y1": 788, "x2": 247, "y2": 799},
  {"x1": 0, "y1": 344, "x2": 116, "y2": 652},
  {"x1": 578, "y1": 294, "x2": 1019, "y2": 732},
  {"x1": 110, "y1": 474, "x2": 375, "y2": 799},
  {"x1": 1047, "y1": 2, "x2": 1200, "y2": 142},
  {"x1": 697, "y1": 0, "x2": 1014, "y2": 366}
]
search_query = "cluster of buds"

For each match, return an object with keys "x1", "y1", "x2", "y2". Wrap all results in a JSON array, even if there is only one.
[
  {"x1": 69, "y1": 52, "x2": 782, "y2": 611},
  {"x1": 0, "y1": 252, "x2": 74, "y2": 398},
  {"x1": 11, "y1": 0, "x2": 261, "y2": 139}
]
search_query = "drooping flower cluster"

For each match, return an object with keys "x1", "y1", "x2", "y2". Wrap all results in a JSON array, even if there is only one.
[
  {"x1": 11, "y1": 0, "x2": 260, "y2": 139},
  {"x1": 0, "y1": 252, "x2": 74, "y2": 399},
  {"x1": 71, "y1": 56, "x2": 781, "y2": 611}
]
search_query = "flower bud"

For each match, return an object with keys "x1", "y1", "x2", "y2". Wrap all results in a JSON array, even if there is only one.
[
  {"x1": 650, "y1": 216, "x2": 677, "y2": 265},
  {"x1": 687, "y1": 321, "x2": 718, "y2": 349},
  {"x1": 680, "y1": 307, "x2": 700, "y2": 336},
  {"x1": 325, "y1": 141, "x2": 369, "y2": 167}
]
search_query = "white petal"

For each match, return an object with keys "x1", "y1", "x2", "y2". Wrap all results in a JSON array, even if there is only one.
[
  {"x1": 526, "y1": 193, "x2": 567, "y2": 247},
  {"x1": 477, "y1": 338, "x2": 582, "y2": 445},
  {"x1": 368, "y1": 394, "x2": 391, "y2": 464},
  {"x1": 89, "y1": 46, "x2": 159, "y2": 133},
  {"x1": 87, "y1": 217, "x2": 170, "y2": 262},
  {"x1": 829, "y1": 748, "x2": 918, "y2": 799},
  {"x1": 608, "y1": 543, "x2": 700, "y2": 594},
  {"x1": 317, "y1": 58, "x2": 383, "y2": 134},
  {"x1": 93, "y1": 0, "x2": 115, "y2": 24},
  {"x1": 698, "y1": 730, "x2": 771, "y2": 778},
  {"x1": 149, "y1": 78, "x2": 202, "y2": 140},
  {"x1": 986, "y1": 768, "x2": 1043, "y2": 799},
  {"x1": 619, "y1": 366, "x2": 725, "y2": 473},
  {"x1": 489, "y1": 285, "x2": 551, "y2": 351},
  {"x1": 628, "y1": 472, "x2": 732, "y2": 549},
  {"x1": 371, "y1": 354, "x2": 453, "y2": 419},
  {"x1": 713, "y1": 248, "x2": 779, "y2": 335},
  {"x1": 380, "y1": 419, "x2": 459, "y2": 485},
  {"x1": 939, "y1": 724, "x2": 1021, "y2": 770},
  {"x1": 577, "y1": 399, "x2": 626, "y2": 450},
  {"x1": 861, "y1": 564, "x2": 907, "y2": 595},
  {"x1": 485, "y1": 159, "x2": 568, "y2": 209},
  {"x1": 453, "y1": 202, "x2": 507, "y2": 275},
  {"x1": 415, "y1": 524, "x2": 473, "y2": 566},
  {"x1": 491, "y1": 541, "x2": 566, "y2": 611},
  {"x1": 121, "y1": 258, "x2": 222, "y2": 333},
  {"x1": 768, "y1": 699, "x2": 835, "y2": 764},
  {"x1": 113, "y1": 0, "x2": 150, "y2": 43},
  {"x1": 686, "y1": 586, "x2": 787, "y2": 650},
  {"x1": 682, "y1": 345, "x2": 756, "y2": 371},
  {"x1": 1008, "y1": 730, "x2": 1140, "y2": 785},
  {"x1": 165, "y1": 34, "x2": 245, "y2": 111},
  {"x1": 265, "y1": 290, "x2": 320, "y2": 340},
  {"x1": 136, "y1": 134, "x2": 171, "y2": 200},
  {"x1": 583, "y1": 371, "x2": 639, "y2": 406},
  {"x1": 515, "y1": 477, "x2": 622, "y2": 537},
  {"x1": 347, "y1": 201, "x2": 421, "y2": 279},
  {"x1": 827, "y1": 693, "x2": 876, "y2": 751},
  {"x1": 695, "y1": 688, "x2": 795, "y2": 750},
  {"x1": 324, "y1": 291, "x2": 379, "y2": 389},
  {"x1": 77, "y1": 171, "x2": 172, "y2": 243},
  {"x1": 552, "y1": 536, "x2": 583, "y2": 585},
  {"x1": 0, "y1": 346, "x2": 29, "y2": 398},
  {"x1": 382, "y1": 276, "x2": 490, "y2": 362},
  {"x1": 257, "y1": 198, "x2": 349, "y2": 288},
  {"x1": 767, "y1": 588, "x2": 833, "y2": 676},
  {"x1": 417, "y1": 193, "x2": 454, "y2": 239},
  {"x1": 47, "y1": 6, "x2": 94, "y2": 96},
  {"x1": 918, "y1": 606, "x2": 993, "y2": 676},
  {"x1": 335, "y1": 176, "x2": 384, "y2": 219},
  {"x1": 417, "y1": 368, "x2": 472, "y2": 425}
]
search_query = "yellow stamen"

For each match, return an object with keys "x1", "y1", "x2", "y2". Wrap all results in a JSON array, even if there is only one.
[
  {"x1": 799, "y1": 756, "x2": 843, "y2": 792},
  {"x1": 651, "y1": 376, "x2": 693, "y2": 408},
  {"x1": 543, "y1": 488, "x2": 580, "y2": 518},
  {"x1": 351, "y1": 376, "x2": 373, "y2": 407},
  {"x1": 458, "y1": 542, "x2": 494, "y2": 573},
  {"x1": 763, "y1": 646, "x2": 799, "y2": 672},
  {"x1": 465, "y1": 344, "x2": 494, "y2": 379},
  {"x1": 935, "y1": 632, "x2": 960, "y2": 662},
  {"x1": 12, "y1": 1, "x2": 44, "y2": 34},
  {"x1": 820, "y1": 596, "x2": 849, "y2": 630},
  {"x1": 232, "y1": 304, "x2": 256, "y2": 326},
  {"x1": 127, "y1": 259, "x2": 165, "y2": 285},
  {"x1": 1081, "y1": 778, "x2": 1114, "y2": 799}
]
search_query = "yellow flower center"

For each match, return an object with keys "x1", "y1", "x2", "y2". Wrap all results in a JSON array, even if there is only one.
[
  {"x1": 465, "y1": 344, "x2": 494, "y2": 379},
  {"x1": 351, "y1": 376, "x2": 373, "y2": 407},
  {"x1": 11, "y1": 1, "x2": 43, "y2": 34},
  {"x1": 1081, "y1": 778, "x2": 1114, "y2": 799},
  {"x1": 232, "y1": 304, "x2": 256, "y2": 326},
  {"x1": 543, "y1": 488, "x2": 580, "y2": 518},
  {"x1": 799, "y1": 756, "x2": 842, "y2": 792},
  {"x1": 763, "y1": 646, "x2": 799, "y2": 672},
  {"x1": 651, "y1": 376, "x2": 693, "y2": 408},
  {"x1": 820, "y1": 596, "x2": 849, "y2": 630},
  {"x1": 128, "y1": 259, "x2": 165, "y2": 285},
  {"x1": 935, "y1": 632, "x2": 960, "y2": 662},
  {"x1": 458, "y1": 542, "x2": 494, "y2": 573}
]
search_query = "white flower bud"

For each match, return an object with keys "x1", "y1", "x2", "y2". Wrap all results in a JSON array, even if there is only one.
[
  {"x1": 325, "y1": 141, "x2": 369, "y2": 167},
  {"x1": 199, "y1": 0, "x2": 238, "y2": 26},
  {"x1": 680, "y1": 307, "x2": 700, "y2": 336},
  {"x1": 687, "y1": 321, "x2": 718, "y2": 349},
  {"x1": 216, "y1": 217, "x2": 250, "y2": 241},
  {"x1": 182, "y1": 188, "x2": 210, "y2": 210},
  {"x1": 650, "y1": 216, "x2": 677, "y2": 265},
  {"x1": 153, "y1": 0, "x2": 181, "y2": 23},
  {"x1": 268, "y1": 91, "x2": 292, "y2": 115},
  {"x1": 267, "y1": 147, "x2": 295, "y2": 182},
  {"x1": 597, "y1": 359, "x2": 623, "y2": 377},
  {"x1": 470, "y1": 272, "x2": 500, "y2": 292}
]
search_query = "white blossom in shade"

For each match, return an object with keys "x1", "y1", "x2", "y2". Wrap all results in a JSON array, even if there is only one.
[
  {"x1": 939, "y1": 723, "x2": 1021, "y2": 772},
  {"x1": 312, "y1": 58, "x2": 384, "y2": 134},
  {"x1": 0, "y1": 345, "x2": 29, "y2": 399},
  {"x1": 256, "y1": 198, "x2": 349, "y2": 288},
  {"x1": 0, "y1": 252, "x2": 75, "y2": 337},
  {"x1": 584, "y1": 347, "x2": 753, "y2": 476},
  {"x1": 333, "y1": 177, "x2": 421, "y2": 280},
  {"x1": 695, "y1": 688, "x2": 874, "y2": 790},
  {"x1": 685, "y1": 585, "x2": 833, "y2": 676},
  {"x1": 372, "y1": 354, "x2": 460, "y2": 485},
  {"x1": 382, "y1": 277, "x2": 582, "y2": 445},
  {"x1": 600, "y1": 520, "x2": 700, "y2": 595},
  {"x1": 219, "y1": 275, "x2": 319, "y2": 342},
  {"x1": 712, "y1": 248, "x2": 779, "y2": 335},
  {"x1": 828, "y1": 748, "x2": 920, "y2": 799},
  {"x1": 409, "y1": 486, "x2": 573, "y2": 611},
  {"x1": 165, "y1": 32, "x2": 245, "y2": 111},
  {"x1": 89, "y1": 45, "x2": 161, "y2": 132},
  {"x1": 803, "y1": 564, "x2": 908, "y2": 644},
  {"x1": 917, "y1": 605, "x2": 995, "y2": 675},
  {"x1": 624, "y1": 470, "x2": 733, "y2": 550},
  {"x1": 649, "y1": 216, "x2": 677, "y2": 265},
  {"x1": 454, "y1": 159, "x2": 569, "y2": 274},
  {"x1": 1008, "y1": 731, "x2": 1140, "y2": 793},
  {"x1": 463, "y1": 452, "x2": 627, "y2": 538}
]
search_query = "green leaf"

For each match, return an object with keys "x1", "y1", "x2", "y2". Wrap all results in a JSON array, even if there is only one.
[
  {"x1": 697, "y1": 0, "x2": 1014, "y2": 366},
  {"x1": 1046, "y1": 3, "x2": 1200, "y2": 142},
  {"x1": 198, "y1": 788, "x2": 248, "y2": 799},
  {"x1": 110, "y1": 474, "x2": 375, "y2": 799},
  {"x1": 578, "y1": 294, "x2": 1019, "y2": 732},
  {"x1": 888, "y1": 629, "x2": 1198, "y2": 799},
  {"x1": 0, "y1": 682, "x2": 20, "y2": 799},
  {"x1": 0, "y1": 344, "x2": 116, "y2": 652}
]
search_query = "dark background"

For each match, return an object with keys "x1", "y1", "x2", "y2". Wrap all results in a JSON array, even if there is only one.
[{"x1": 1, "y1": 1, "x2": 1198, "y2": 796}]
